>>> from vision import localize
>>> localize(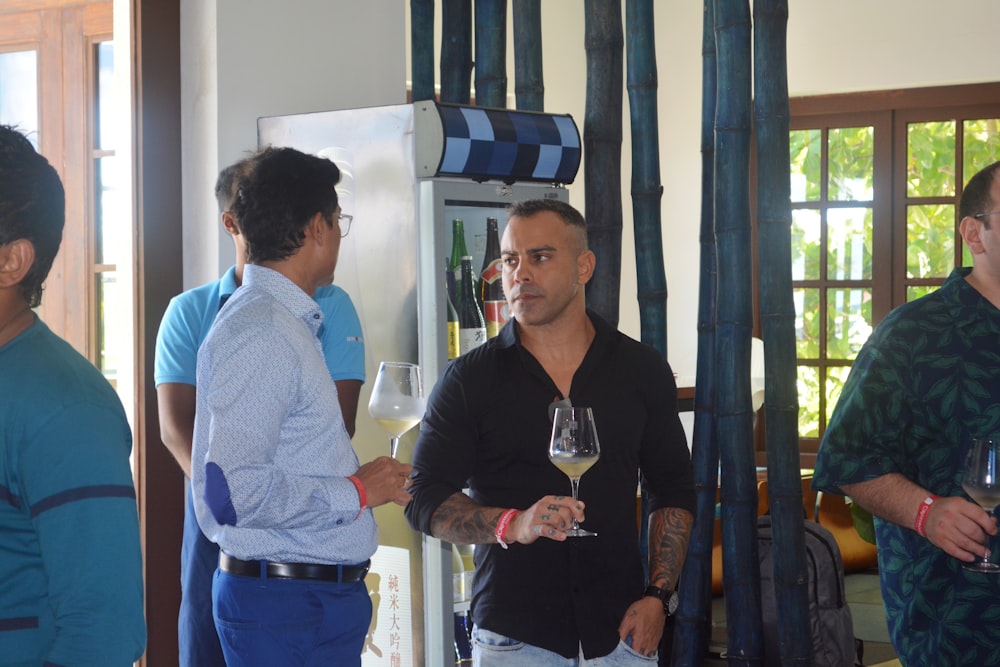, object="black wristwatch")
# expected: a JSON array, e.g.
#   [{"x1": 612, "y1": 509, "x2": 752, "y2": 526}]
[{"x1": 643, "y1": 585, "x2": 679, "y2": 617}]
